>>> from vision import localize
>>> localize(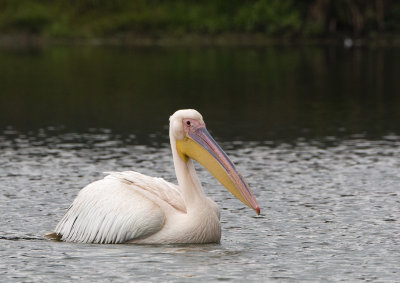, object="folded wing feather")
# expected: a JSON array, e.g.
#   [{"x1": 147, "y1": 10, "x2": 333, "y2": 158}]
[
  {"x1": 105, "y1": 171, "x2": 186, "y2": 213},
  {"x1": 49, "y1": 171, "x2": 185, "y2": 244}
]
